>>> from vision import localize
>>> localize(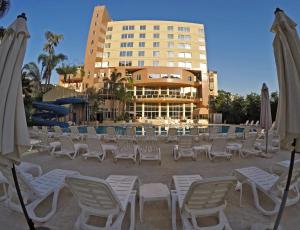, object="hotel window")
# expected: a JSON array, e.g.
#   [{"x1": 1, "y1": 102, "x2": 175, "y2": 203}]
[
  {"x1": 105, "y1": 43, "x2": 111, "y2": 48},
  {"x1": 103, "y1": 52, "x2": 110, "y2": 58},
  {"x1": 120, "y1": 51, "x2": 132, "y2": 57},
  {"x1": 178, "y1": 43, "x2": 191, "y2": 49},
  {"x1": 127, "y1": 42, "x2": 133, "y2": 47},
  {"x1": 153, "y1": 25, "x2": 160, "y2": 30},
  {"x1": 199, "y1": 45, "x2": 206, "y2": 51},
  {"x1": 128, "y1": 34, "x2": 134, "y2": 38},
  {"x1": 138, "y1": 51, "x2": 145, "y2": 56},
  {"x1": 121, "y1": 34, "x2": 127, "y2": 39},
  {"x1": 91, "y1": 40, "x2": 94, "y2": 45},
  {"x1": 106, "y1": 35, "x2": 112, "y2": 40},
  {"x1": 153, "y1": 60, "x2": 159, "y2": 66},
  {"x1": 199, "y1": 54, "x2": 206, "y2": 60},
  {"x1": 127, "y1": 51, "x2": 133, "y2": 56},
  {"x1": 89, "y1": 49, "x2": 93, "y2": 55},
  {"x1": 129, "y1": 25, "x2": 134, "y2": 30},
  {"x1": 153, "y1": 51, "x2": 160, "y2": 57},
  {"x1": 102, "y1": 61, "x2": 109, "y2": 67},
  {"x1": 153, "y1": 33, "x2": 160, "y2": 38},
  {"x1": 153, "y1": 42, "x2": 160, "y2": 47},
  {"x1": 178, "y1": 52, "x2": 192, "y2": 58},
  {"x1": 178, "y1": 27, "x2": 190, "y2": 32},
  {"x1": 178, "y1": 35, "x2": 191, "y2": 40},
  {"x1": 198, "y1": 28, "x2": 204, "y2": 34},
  {"x1": 198, "y1": 37, "x2": 205, "y2": 42},
  {"x1": 139, "y1": 42, "x2": 145, "y2": 47},
  {"x1": 95, "y1": 22, "x2": 97, "y2": 26},
  {"x1": 138, "y1": 60, "x2": 144, "y2": 67},
  {"x1": 119, "y1": 61, "x2": 132, "y2": 66},
  {"x1": 167, "y1": 26, "x2": 173, "y2": 31},
  {"x1": 178, "y1": 62, "x2": 192, "y2": 68},
  {"x1": 120, "y1": 42, "x2": 126, "y2": 47},
  {"x1": 168, "y1": 42, "x2": 174, "y2": 48},
  {"x1": 107, "y1": 27, "x2": 113, "y2": 31},
  {"x1": 167, "y1": 51, "x2": 174, "y2": 57},
  {"x1": 167, "y1": 34, "x2": 174, "y2": 39},
  {"x1": 139, "y1": 33, "x2": 146, "y2": 38},
  {"x1": 167, "y1": 61, "x2": 175, "y2": 67},
  {"x1": 140, "y1": 25, "x2": 146, "y2": 30},
  {"x1": 120, "y1": 42, "x2": 133, "y2": 47},
  {"x1": 188, "y1": 76, "x2": 193, "y2": 81},
  {"x1": 136, "y1": 74, "x2": 142, "y2": 80},
  {"x1": 93, "y1": 30, "x2": 95, "y2": 35},
  {"x1": 122, "y1": 25, "x2": 128, "y2": 30}
]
